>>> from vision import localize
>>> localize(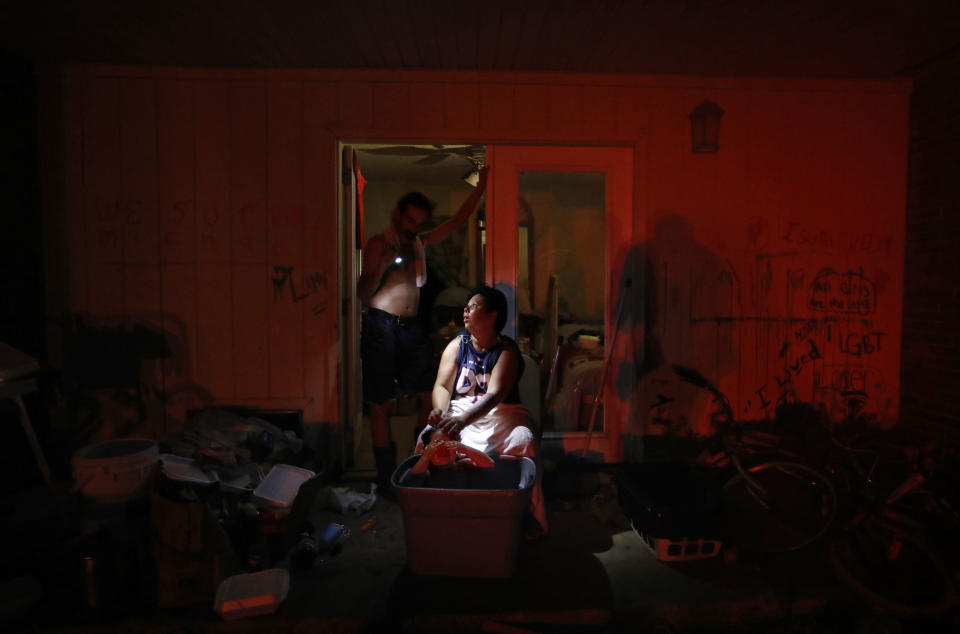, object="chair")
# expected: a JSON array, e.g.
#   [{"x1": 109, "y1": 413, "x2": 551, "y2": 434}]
[{"x1": 0, "y1": 343, "x2": 50, "y2": 485}]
